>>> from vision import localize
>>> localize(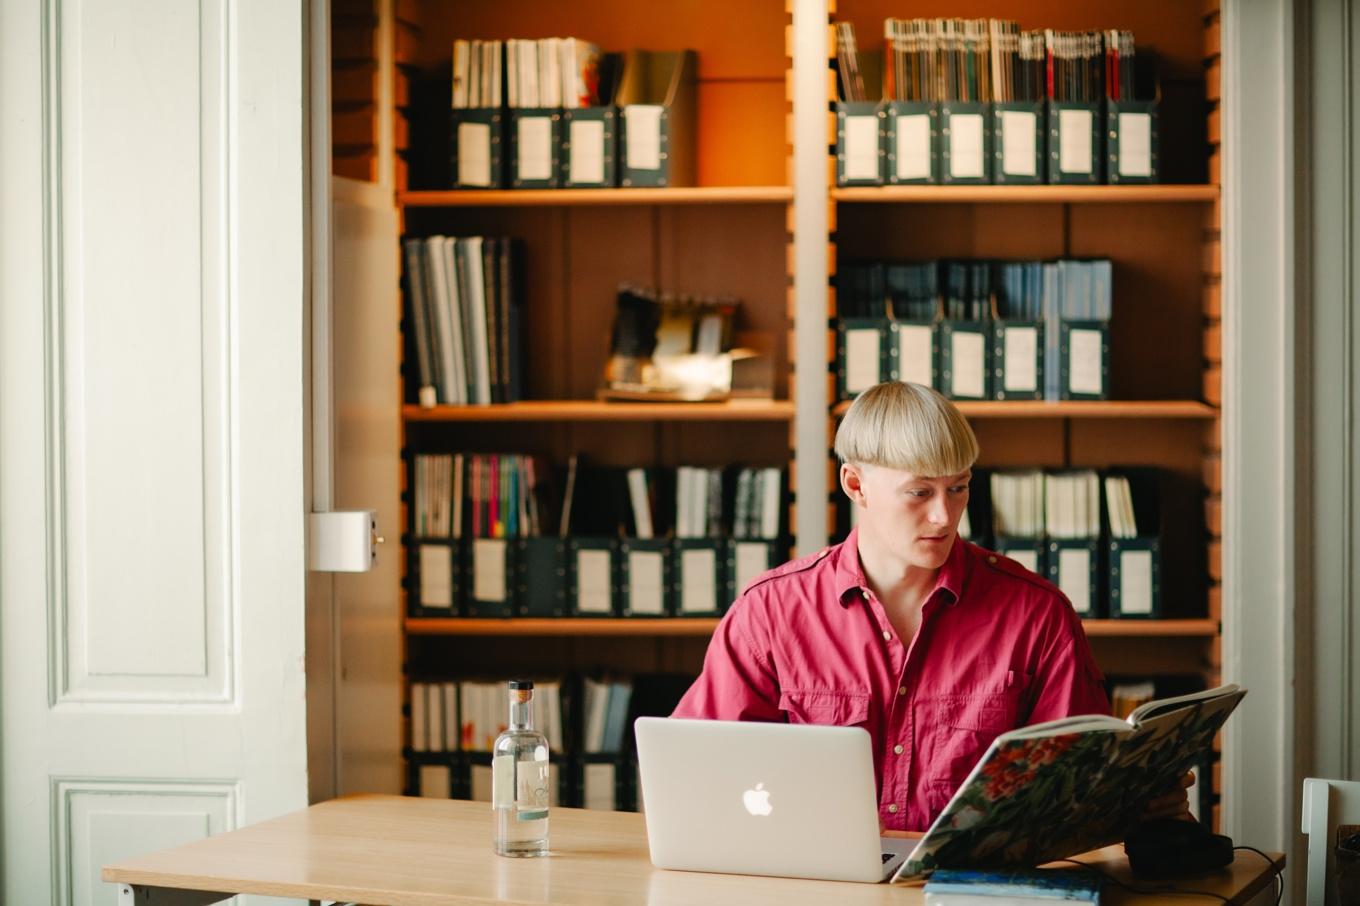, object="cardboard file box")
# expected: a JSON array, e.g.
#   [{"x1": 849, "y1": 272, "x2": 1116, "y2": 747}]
[
  {"x1": 991, "y1": 100, "x2": 1045, "y2": 185},
  {"x1": 466, "y1": 537, "x2": 515, "y2": 617},
  {"x1": 1105, "y1": 99, "x2": 1159, "y2": 184},
  {"x1": 569, "y1": 538, "x2": 620, "y2": 617},
  {"x1": 1047, "y1": 538, "x2": 1103, "y2": 618},
  {"x1": 939, "y1": 102, "x2": 991, "y2": 185},
  {"x1": 1108, "y1": 537, "x2": 1161, "y2": 618},
  {"x1": 510, "y1": 108, "x2": 563, "y2": 189},
  {"x1": 616, "y1": 50, "x2": 697, "y2": 188},
  {"x1": 620, "y1": 538, "x2": 672, "y2": 617},
  {"x1": 939, "y1": 320, "x2": 990, "y2": 401},
  {"x1": 409, "y1": 538, "x2": 463, "y2": 617},
  {"x1": 727, "y1": 539, "x2": 780, "y2": 603},
  {"x1": 837, "y1": 318, "x2": 890, "y2": 401},
  {"x1": 993, "y1": 537, "x2": 1045, "y2": 576},
  {"x1": 672, "y1": 538, "x2": 725, "y2": 617},
  {"x1": 836, "y1": 102, "x2": 886, "y2": 187},
  {"x1": 450, "y1": 108, "x2": 506, "y2": 189},
  {"x1": 991, "y1": 320, "x2": 1045, "y2": 401},
  {"x1": 884, "y1": 102, "x2": 938, "y2": 185},
  {"x1": 514, "y1": 537, "x2": 568, "y2": 617},
  {"x1": 888, "y1": 320, "x2": 938, "y2": 390},
  {"x1": 1059, "y1": 319, "x2": 1110, "y2": 400},
  {"x1": 1047, "y1": 102, "x2": 1102, "y2": 185}
]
